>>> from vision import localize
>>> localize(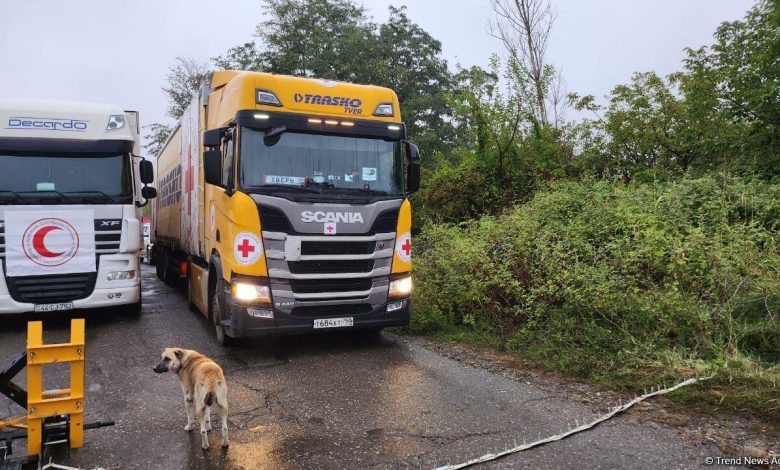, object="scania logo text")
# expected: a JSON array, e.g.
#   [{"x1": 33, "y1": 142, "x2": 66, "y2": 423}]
[{"x1": 301, "y1": 211, "x2": 364, "y2": 224}]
